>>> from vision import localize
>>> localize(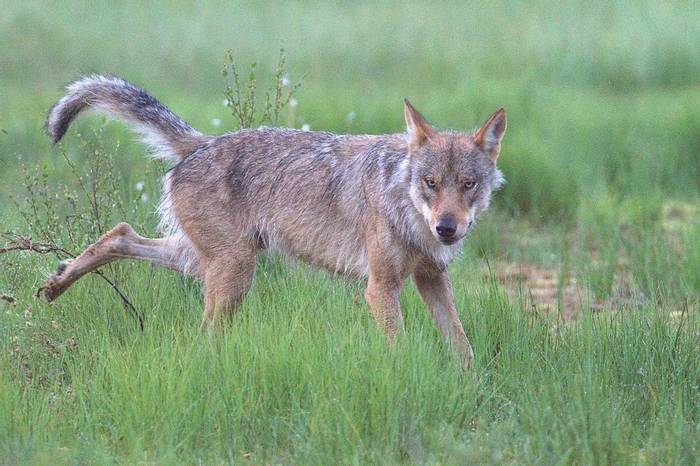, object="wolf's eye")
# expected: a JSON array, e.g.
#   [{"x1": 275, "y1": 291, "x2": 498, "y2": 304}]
[
  {"x1": 425, "y1": 178, "x2": 437, "y2": 190},
  {"x1": 464, "y1": 180, "x2": 477, "y2": 190}
]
